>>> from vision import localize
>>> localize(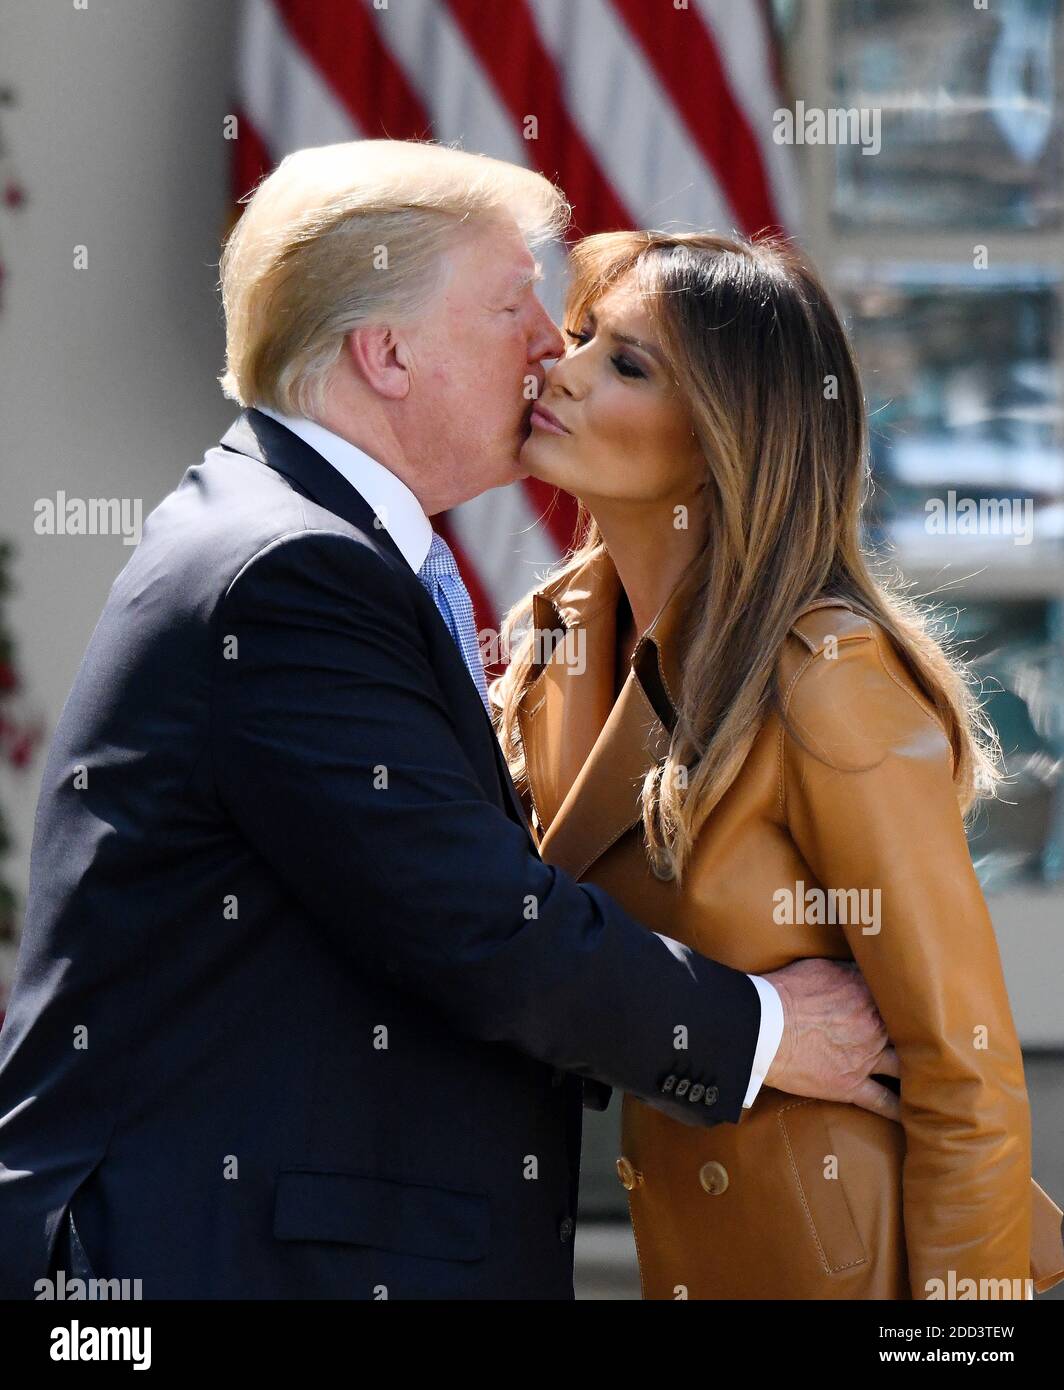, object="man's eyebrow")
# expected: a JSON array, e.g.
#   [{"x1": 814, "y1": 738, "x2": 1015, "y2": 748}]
[{"x1": 511, "y1": 263, "x2": 544, "y2": 292}]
